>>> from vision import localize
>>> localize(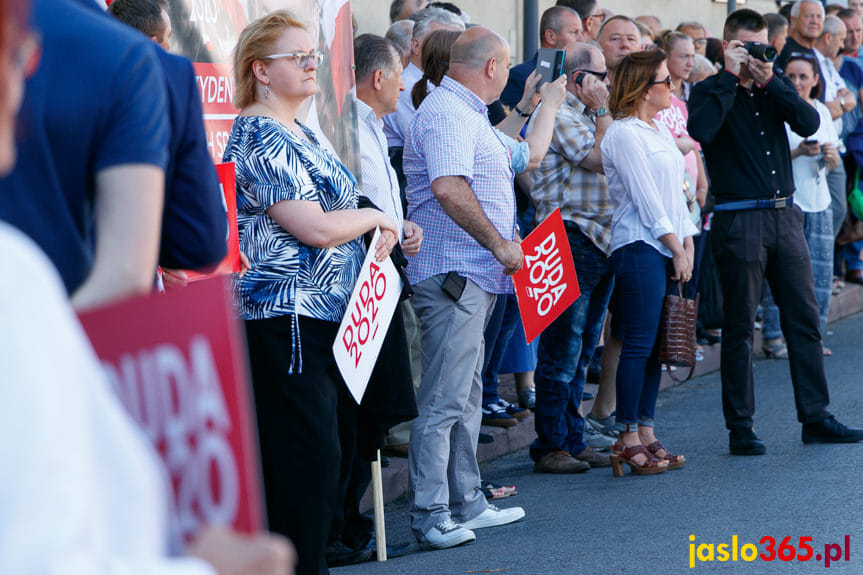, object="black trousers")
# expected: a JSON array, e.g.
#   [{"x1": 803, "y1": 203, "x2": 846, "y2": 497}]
[
  {"x1": 711, "y1": 205, "x2": 830, "y2": 429},
  {"x1": 246, "y1": 315, "x2": 342, "y2": 575},
  {"x1": 328, "y1": 384, "x2": 373, "y2": 552}
]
